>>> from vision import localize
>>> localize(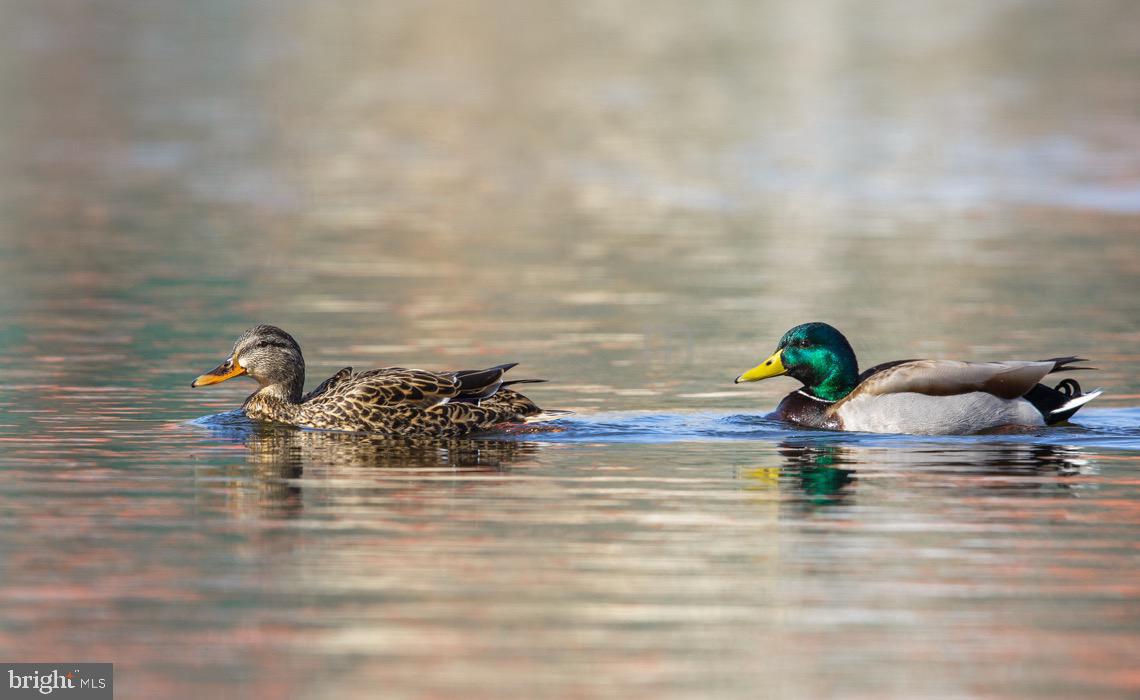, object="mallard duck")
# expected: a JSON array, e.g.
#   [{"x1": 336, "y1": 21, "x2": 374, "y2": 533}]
[
  {"x1": 734, "y1": 322, "x2": 1102, "y2": 435},
  {"x1": 191, "y1": 325, "x2": 570, "y2": 436}
]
